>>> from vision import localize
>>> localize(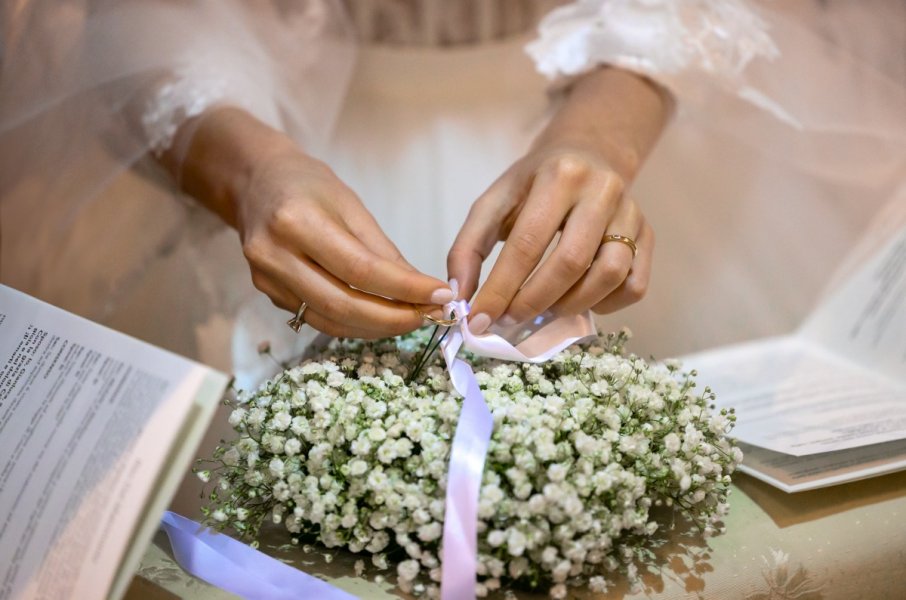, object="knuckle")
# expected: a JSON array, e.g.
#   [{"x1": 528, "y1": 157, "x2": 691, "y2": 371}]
[
  {"x1": 330, "y1": 295, "x2": 356, "y2": 323},
  {"x1": 597, "y1": 171, "x2": 626, "y2": 199},
  {"x1": 345, "y1": 253, "x2": 376, "y2": 287},
  {"x1": 557, "y1": 244, "x2": 593, "y2": 277},
  {"x1": 591, "y1": 303, "x2": 610, "y2": 316},
  {"x1": 249, "y1": 270, "x2": 269, "y2": 293},
  {"x1": 242, "y1": 237, "x2": 269, "y2": 265},
  {"x1": 548, "y1": 155, "x2": 591, "y2": 185},
  {"x1": 476, "y1": 287, "x2": 512, "y2": 316},
  {"x1": 509, "y1": 230, "x2": 545, "y2": 263},
  {"x1": 623, "y1": 278, "x2": 648, "y2": 303},
  {"x1": 598, "y1": 257, "x2": 631, "y2": 285},
  {"x1": 510, "y1": 297, "x2": 545, "y2": 321},
  {"x1": 447, "y1": 244, "x2": 470, "y2": 265},
  {"x1": 268, "y1": 204, "x2": 298, "y2": 235}
]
